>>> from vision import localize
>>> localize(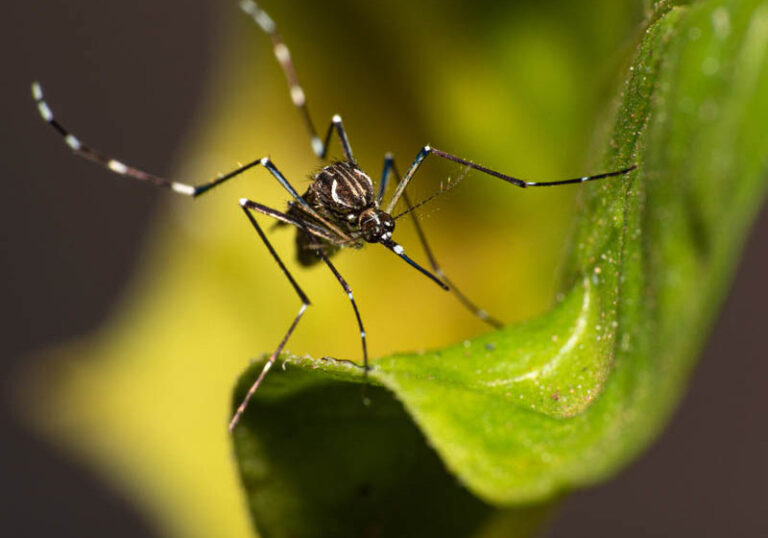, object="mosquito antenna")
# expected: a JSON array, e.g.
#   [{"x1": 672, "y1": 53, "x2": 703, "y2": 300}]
[
  {"x1": 392, "y1": 166, "x2": 471, "y2": 221},
  {"x1": 391, "y1": 164, "x2": 471, "y2": 221}
]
